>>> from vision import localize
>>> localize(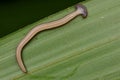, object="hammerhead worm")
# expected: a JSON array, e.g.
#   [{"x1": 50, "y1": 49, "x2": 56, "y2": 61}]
[{"x1": 16, "y1": 4, "x2": 88, "y2": 73}]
